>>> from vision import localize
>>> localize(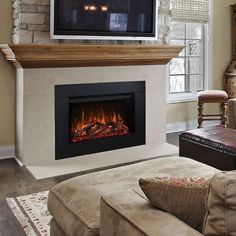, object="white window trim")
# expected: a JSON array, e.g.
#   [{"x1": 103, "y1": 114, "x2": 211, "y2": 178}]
[
  {"x1": 207, "y1": 0, "x2": 213, "y2": 90},
  {"x1": 166, "y1": 0, "x2": 213, "y2": 104}
]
